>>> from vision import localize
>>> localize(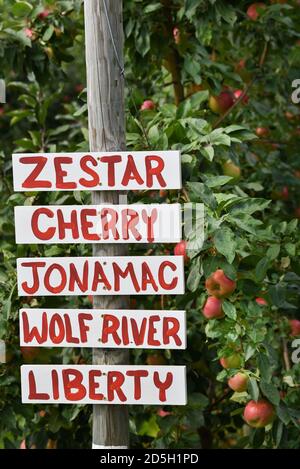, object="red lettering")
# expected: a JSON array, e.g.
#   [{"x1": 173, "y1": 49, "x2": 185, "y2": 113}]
[
  {"x1": 57, "y1": 209, "x2": 79, "y2": 240},
  {"x1": 54, "y1": 157, "x2": 76, "y2": 189},
  {"x1": 100, "y1": 155, "x2": 121, "y2": 187},
  {"x1": 145, "y1": 156, "x2": 166, "y2": 188},
  {"x1": 126, "y1": 370, "x2": 148, "y2": 400},
  {"x1": 79, "y1": 155, "x2": 99, "y2": 188},
  {"x1": 31, "y1": 208, "x2": 55, "y2": 241},
  {"x1": 89, "y1": 370, "x2": 104, "y2": 401},
  {"x1": 122, "y1": 209, "x2": 141, "y2": 241},
  {"x1": 148, "y1": 315, "x2": 160, "y2": 346},
  {"x1": 78, "y1": 313, "x2": 93, "y2": 343},
  {"x1": 62, "y1": 369, "x2": 86, "y2": 401},
  {"x1": 158, "y1": 261, "x2": 178, "y2": 290},
  {"x1": 141, "y1": 208, "x2": 158, "y2": 243},
  {"x1": 153, "y1": 371, "x2": 173, "y2": 402},
  {"x1": 64, "y1": 314, "x2": 80, "y2": 344},
  {"x1": 52, "y1": 370, "x2": 59, "y2": 400},
  {"x1": 130, "y1": 318, "x2": 147, "y2": 346},
  {"x1": 28, "y1": 370, "x2": 50, "y2": 400},
  {"x1": 121, "y1": 316, "x2": 129, "y2": 346},
  {"x1": 163, "y1": 317, "x2": 181, "y2": 346},
  {"x1": 20, "y1": 156, "x2": 51, "y2": 189},
  {"x1": 21, "y1": 261, "x2": 45, "y2": 295},
  {"x1": 44, "y1": 263, "x2": 67, "y2": 294},
  {"x1": 81, "y1": 208, "x2": 100, "y2": 241},
  {"x1": 101, "y1": 315, "x2": 121, "y2": 345},
  {"x1": 113, "y1": 262, "x2": 140, "y2": 293},
  {"x1": 121, "y1": 155, "x2": 144, "y2": 187},
  {"x1": 101, "y1": 208, "x2": 119, "y2": 240},
  {"x1": 22, "y1": 311, "x2": 47, "y2": 344},
  {"x1": 141, "y1": 262, "x2": 158, "y2": 292},
  {"x1": 107, "y1": 371, "x2": 126, "y2": 402},
  {"x1": 92, "y1": 262, "x2": 111, "y2": 292},
  {"x1": 49, "y1": 313, "x2": 65, "y2": 344},
  {"x1": 69, "y1": 261, "x2": 88, "y2": 293}
]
